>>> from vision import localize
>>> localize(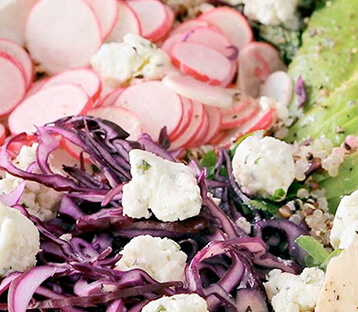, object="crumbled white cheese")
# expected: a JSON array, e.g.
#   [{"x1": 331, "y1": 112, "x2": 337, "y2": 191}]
[
  {"x1": 264, "y1": 268, "x2": 325, "y2": 312},
  {"x1": 330, "y1": 189, "x2": 358, "y2": 249},
  {"x1": 236, "y1": 216, "x2": 251, "y2": 234},
  {"x1": 259, "y1": 96, "x2": 291, "y2": 127},
  {"x1": 0, "y1": 201, "x2": 40, "y2": 276},
  {"x1": 242, "y1": 0, "x2": 299, "y2": 27},
  {"x1": 0, "y1": 144, "x2": 62, "y2": 220},
  {"x1": 122, "y1": 150, "x2": 202, "y2": 222},
  {"x1": 232, "y1": 135, "x2": 295, "y2": 198},
  {"x1": 115, "y1": 235, "x2": 187, "y2": 283},
  {"x1": 91, "y1": 33, "x2": 174, "y2": 87},
  {"x1": 142, "y1": 294, "x2": 209, "y2": 312}
]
